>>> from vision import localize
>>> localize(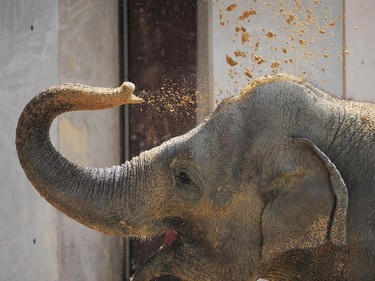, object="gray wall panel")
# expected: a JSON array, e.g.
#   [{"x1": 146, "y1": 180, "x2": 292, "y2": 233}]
[
  {"x1": 0, "y1": 1, "x2": 60, "y2": 280},
  {"x1": 1, "y1": 0, "x2": 124, "y2": 280}
]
